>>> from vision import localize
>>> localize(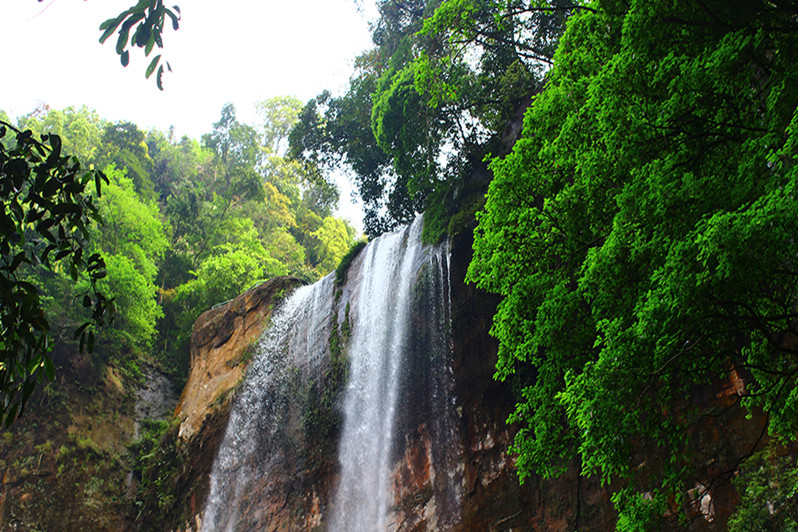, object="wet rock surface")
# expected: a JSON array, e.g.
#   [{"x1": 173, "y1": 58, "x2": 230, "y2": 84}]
[
  {"x1": 175, "y1": 276, "x2": 304, "y2": 441},
  {"x1": 173, "y1": 227, "x2": 768, "y2": 531}
]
